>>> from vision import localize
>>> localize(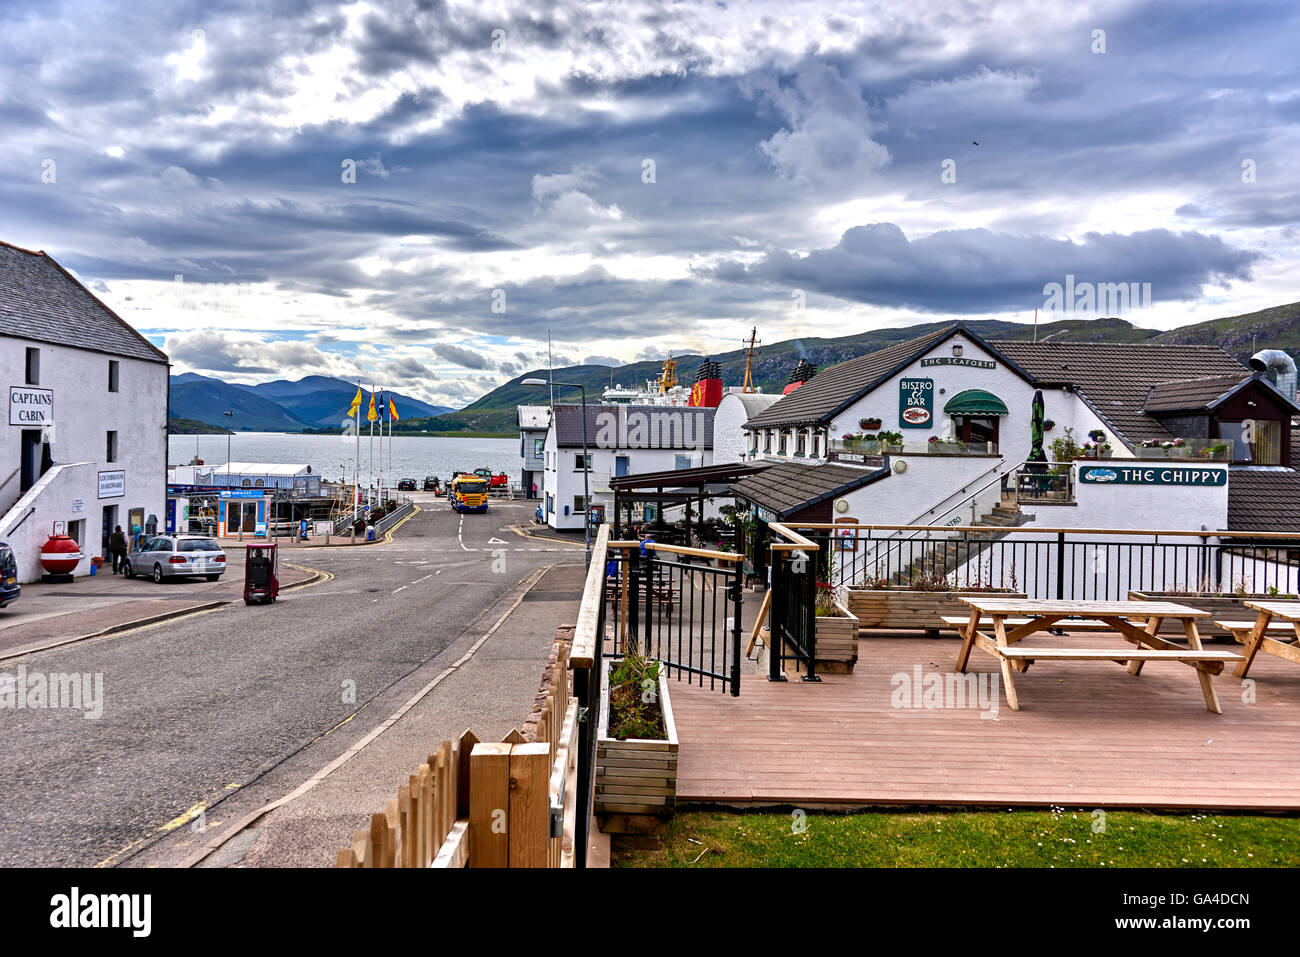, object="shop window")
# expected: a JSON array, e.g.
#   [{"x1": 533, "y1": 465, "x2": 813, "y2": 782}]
[
  {"x1": 1222, "y1": 419, "x2": 1282, "y2": 465},
  {"x1": 573, "y1": 494, "x2": 587, "y2": 514}
]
